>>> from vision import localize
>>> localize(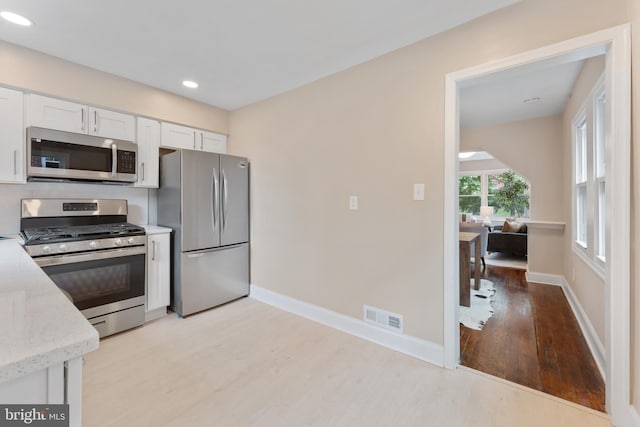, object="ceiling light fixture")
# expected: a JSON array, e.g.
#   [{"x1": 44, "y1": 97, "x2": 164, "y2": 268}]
[
  {"x1": 0, "y1": 11, "x2": 32, "y2": 26},
  {"x1": 458, "y1": 152, "x2": 476, "y2": 159},
  {"x1": 523, "y1": 97, "x2": 541, "y2": 104},
  {"x1": 182, "y1": 80, "x2": 199, "y2": 89}
]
